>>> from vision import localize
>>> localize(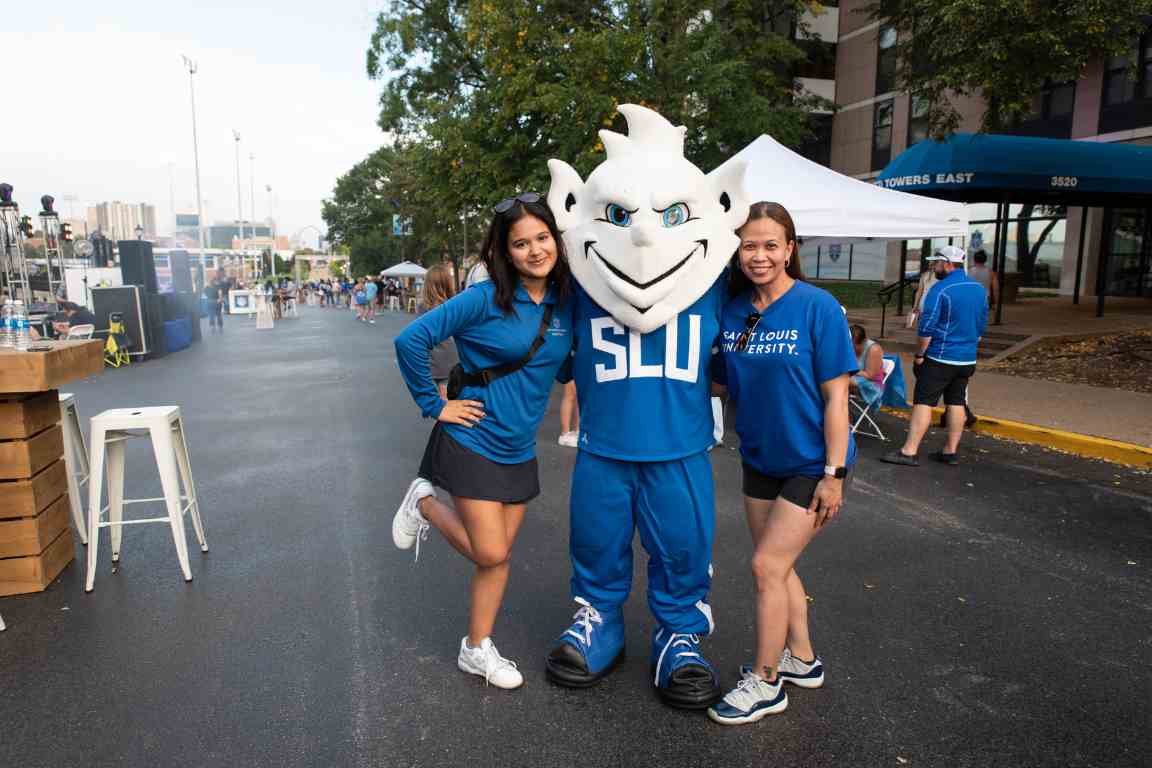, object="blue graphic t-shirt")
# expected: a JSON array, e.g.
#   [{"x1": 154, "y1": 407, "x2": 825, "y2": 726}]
[
  {"x1": 717, "y1": 281, "x2": 858, "y2": 477},
  {"x1": 562, "y1": 279, "x2": 725, "y2": 462}
]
